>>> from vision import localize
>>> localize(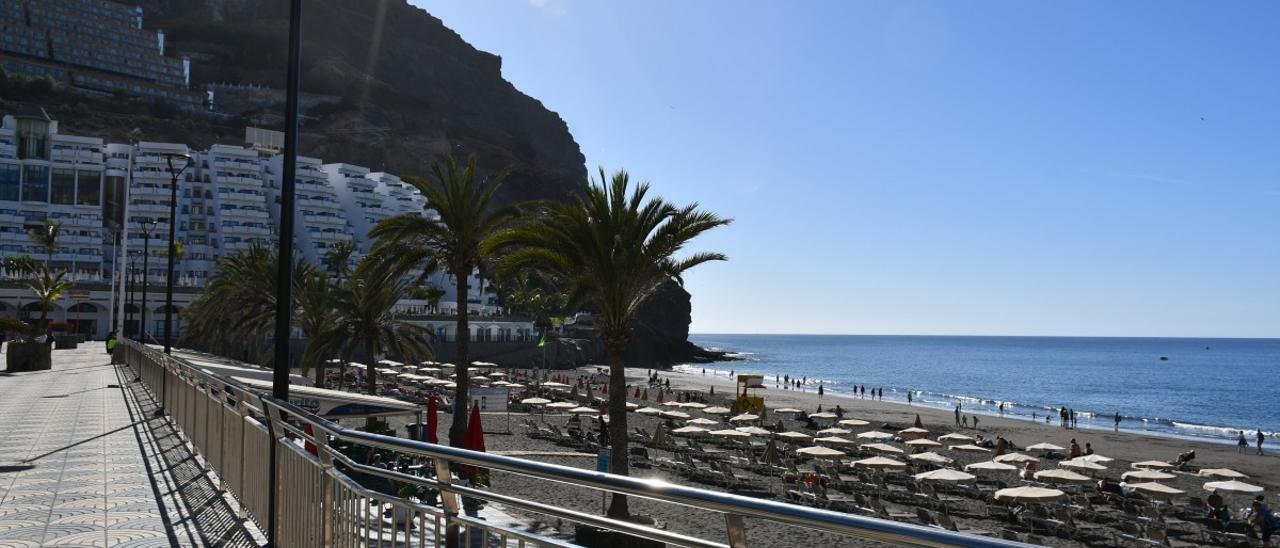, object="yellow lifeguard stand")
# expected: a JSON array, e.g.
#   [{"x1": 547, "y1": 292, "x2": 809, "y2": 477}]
[{"x1": 733, "y1": 374, "x2": 766, "y2": 414}]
